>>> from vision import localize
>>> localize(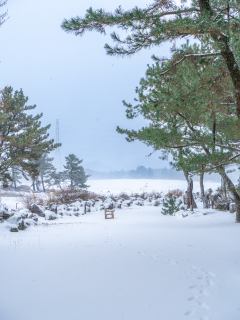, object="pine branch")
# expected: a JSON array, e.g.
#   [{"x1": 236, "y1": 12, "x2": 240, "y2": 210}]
[{"x1": 158, "y1": 52, "x2": 222, "y2": 76}]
